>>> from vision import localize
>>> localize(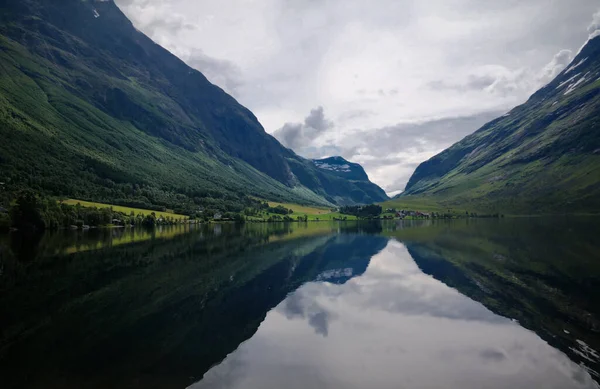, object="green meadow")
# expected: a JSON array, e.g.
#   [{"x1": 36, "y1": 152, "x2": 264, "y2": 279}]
[{"x1": 63, "y1": 199, "x2": 189, "y2": 220}]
